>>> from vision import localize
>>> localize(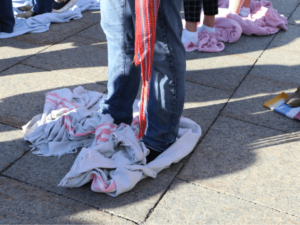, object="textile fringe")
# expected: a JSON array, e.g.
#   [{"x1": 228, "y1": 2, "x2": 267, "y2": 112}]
[{"x1": 134, "y1": 0, "x2": 160, "y2": 138}]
